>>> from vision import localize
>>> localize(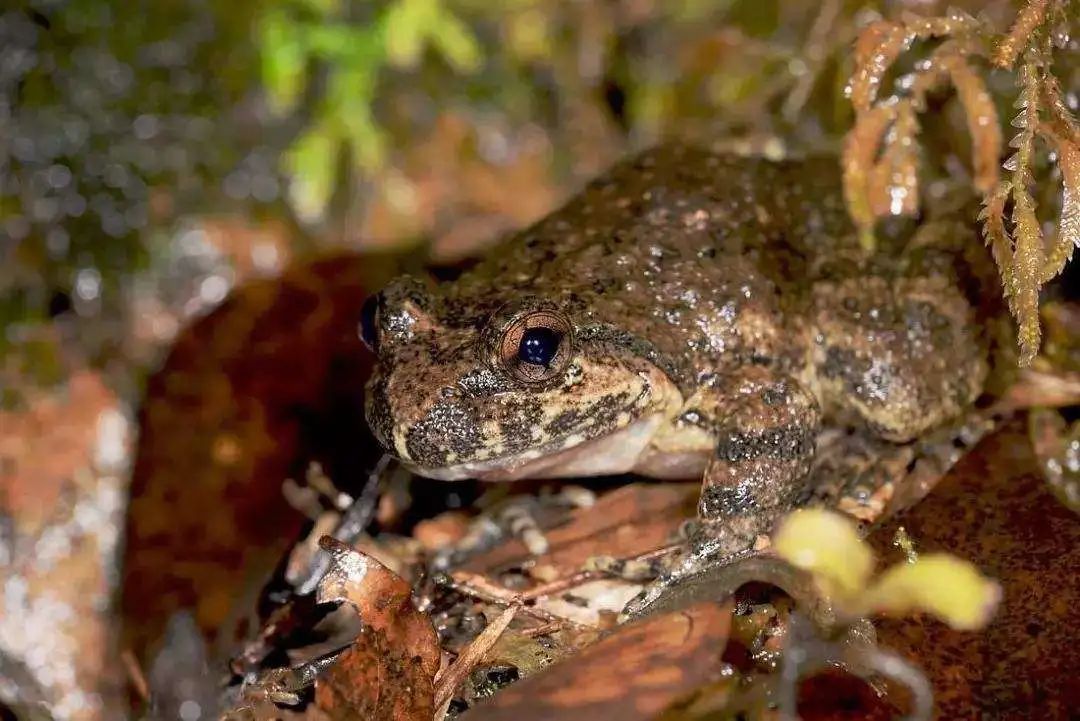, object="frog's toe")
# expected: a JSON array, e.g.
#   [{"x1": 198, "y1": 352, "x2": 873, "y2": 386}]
[
  {"x1": 619, "y1": 521, "x2": 761, "y2": 620},
  {"x1": 620, "y1": 574, "x2": 677, "y2": 619}
]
